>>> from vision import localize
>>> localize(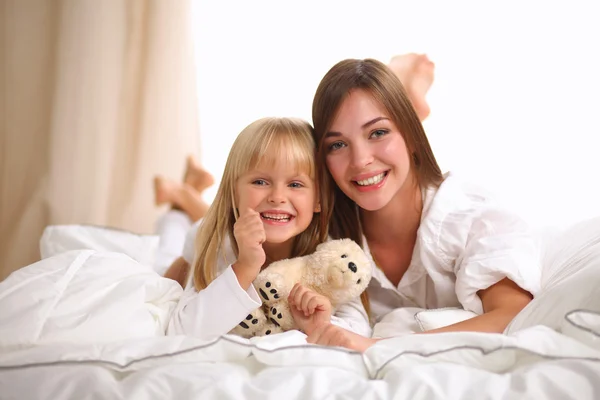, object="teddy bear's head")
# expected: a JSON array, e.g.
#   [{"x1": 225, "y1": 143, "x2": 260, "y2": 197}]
[{"x1": 309, "y1": 238, "x2": 372, "y2": 305}]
